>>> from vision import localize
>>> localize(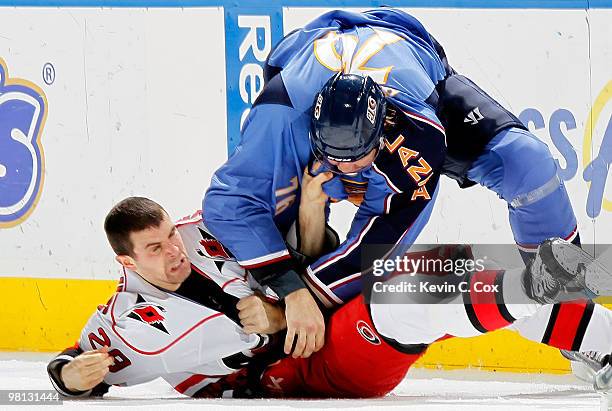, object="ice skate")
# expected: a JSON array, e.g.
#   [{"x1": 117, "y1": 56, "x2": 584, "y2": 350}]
[
  {"x1": 561, "y1": 350, "x2": 609, "y2": 384},
  {"x1": 522, "y1": 238, "x2": 611, "y2": 304},
  {"x1": 594, "y1": 356, "x2": 612, "y2": 392}
]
